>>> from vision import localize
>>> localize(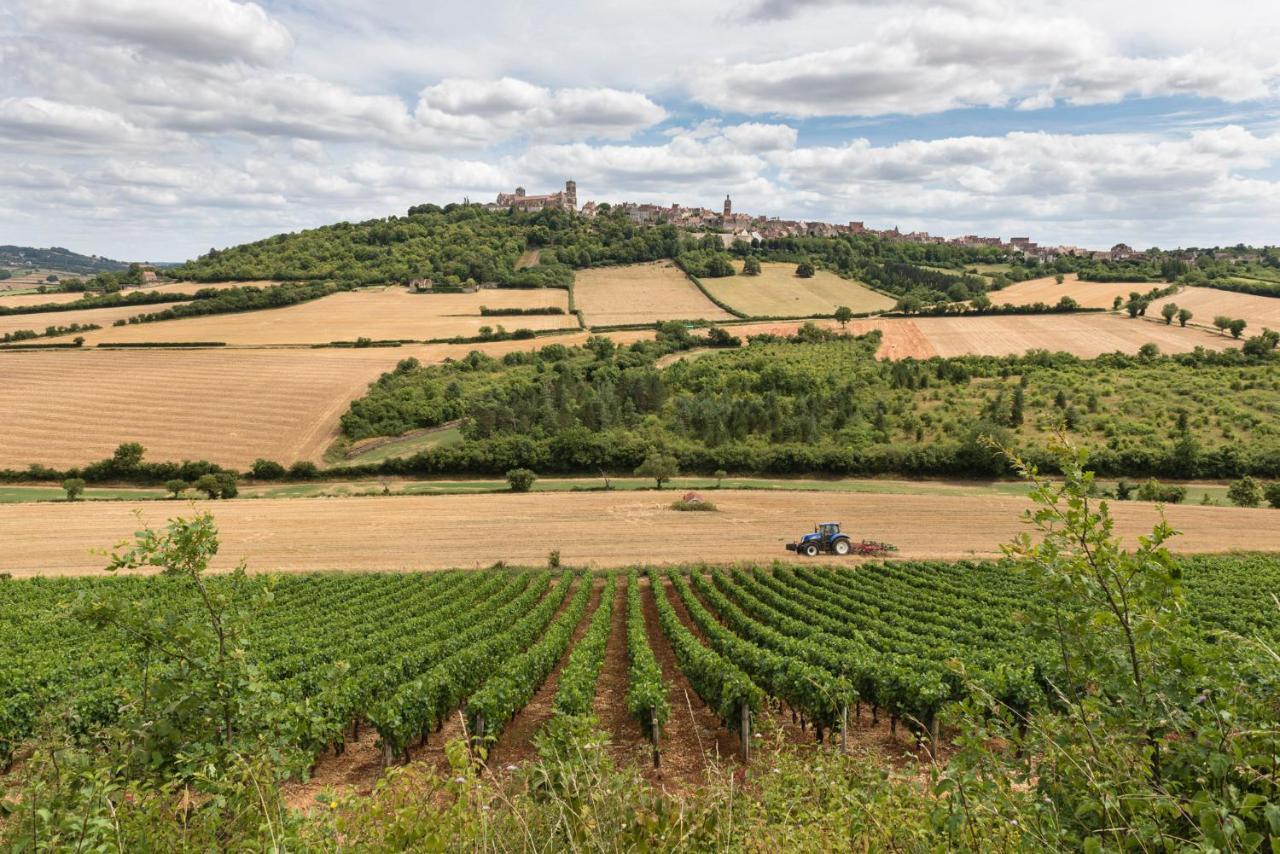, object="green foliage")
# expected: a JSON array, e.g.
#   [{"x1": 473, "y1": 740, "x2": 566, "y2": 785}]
[
  {"x1": 741, "y1": 256, "x2": 762, "y2": 275},
  {"x1": 1227, "y1": 475, "x2": 1263, "y2": 507},
  {"x1": 250, "y1": 458, "x2": 286, "y2": 480},
  {"x1": 624, "y1": 570, "x2": 669, "y2": 741},
  {"x1": 1135, "y1": 478, "x2": 1187, "y2": 503},
  {"x1": 552, "y1": 575, "x2": 616, "y2": 718},
  {"x1": 163, "y1": 479, "x2": 187, "y2": 498},
  {"x1": 635, "y1": 452, "x2": 679, "y2": 488},
  {"x1": 195, "y1": 471, "x2": 238, "y2": 499},
  {"x1": 505, "y1": 467, "x2": 537, "y2": 492},
  {"x1": 1264, "y1": 480, "x2": 1280, "y2": 508},
  {"x1": 677, "y1": 249, "x2": 736, "y2": 278},
  {"x1": 333, "y1": 331, "x2": 1280, "y2": 481},
  {"x1": 670, "y1": 498, "x2": 717, "y2": 511},
  {"x1": 61, "y1": 477, "x2": 85, "y2": 501},
  {"x1": 935, "y1": 441, "x2": 1280, "y2": 850}
]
